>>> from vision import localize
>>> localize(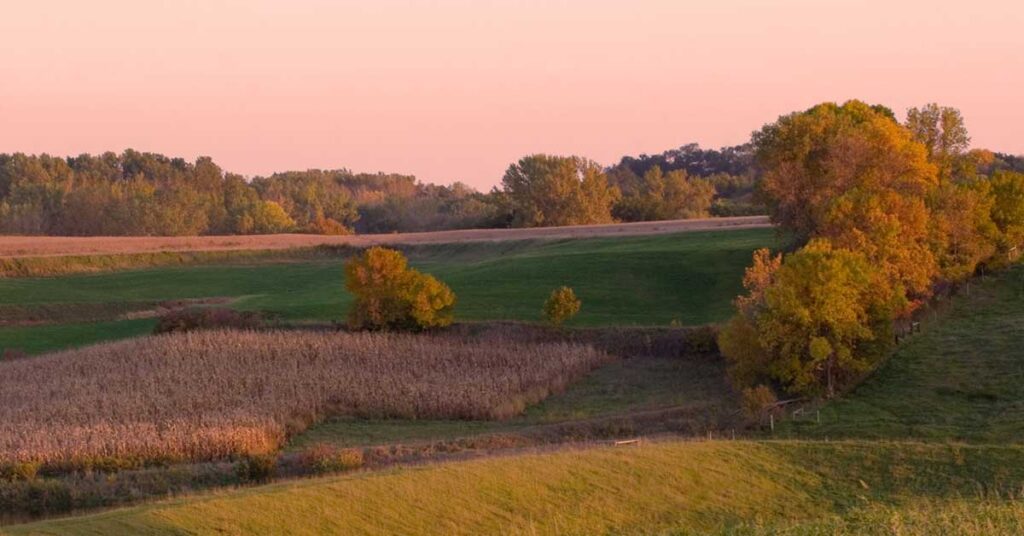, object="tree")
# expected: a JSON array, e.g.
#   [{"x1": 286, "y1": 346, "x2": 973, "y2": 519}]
[
  {"x1": 989, "y1": 171, "x2": 1024, "y2": 261},
  {"x1": 612, "y1": 166, "x2": 715, "y2": 221},
  {"x1": 927, "y1": 180, "x2": 998, "y2": 281},
  {"x1": 344, "y1": 247, "x2": 455, "y2": 330},
  {"x1": 753, "y1": 100, "x2": 940, "y2": 300},
  {"x1": 501, "y1": 155, "x2": 619, "y2": 227},
  {"x1": 543, "y1": 286, "x2": 581, "y2": 326},
  {"x1": 719, "y1": 240, "x2": 901, "y2": 398},
  {"x1": 905, "y1": 104, "x2": 971, "y2": 181}
]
